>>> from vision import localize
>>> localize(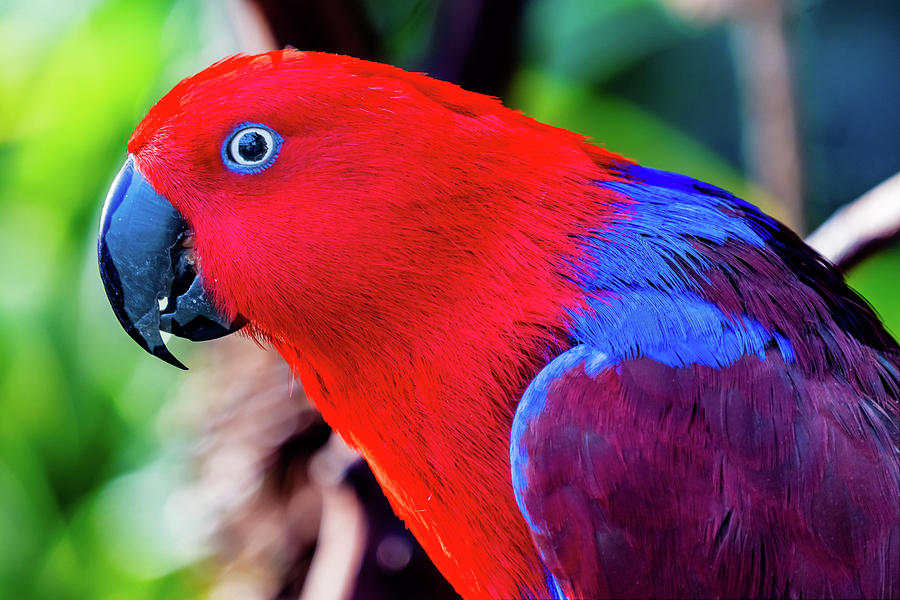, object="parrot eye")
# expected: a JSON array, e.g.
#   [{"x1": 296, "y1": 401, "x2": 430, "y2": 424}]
[{"x1": 222, "y1": 123, "x2": 282, "y2": 173}]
